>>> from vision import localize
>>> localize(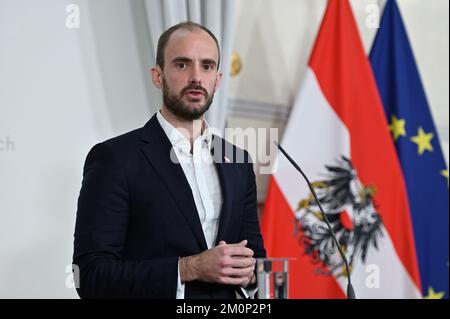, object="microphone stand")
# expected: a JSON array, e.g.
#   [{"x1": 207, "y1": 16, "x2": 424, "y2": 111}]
[{"x1": 275, "y1": 141, "x2": 356, "y2": 299}]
